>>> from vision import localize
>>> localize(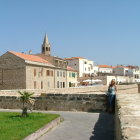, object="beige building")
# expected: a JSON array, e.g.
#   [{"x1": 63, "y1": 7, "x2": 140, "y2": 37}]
[
  {"x1": 36, "y1": 35, "x2": 68, "y2": 88},
  {"x1": 0, "y1": 51, "x2": 55, "y2": 90},
  {"x1": 67, "y1": 66, "x2": 78, "y2": 87}
]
